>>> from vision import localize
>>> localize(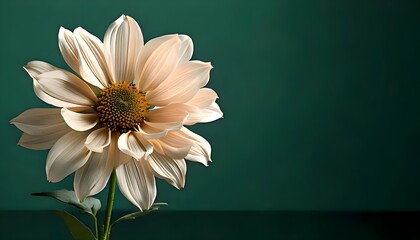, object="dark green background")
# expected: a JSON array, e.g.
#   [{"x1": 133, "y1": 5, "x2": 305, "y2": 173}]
[{"x1": 1, "y1": 0, "x2": 420, "y2": 211}]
